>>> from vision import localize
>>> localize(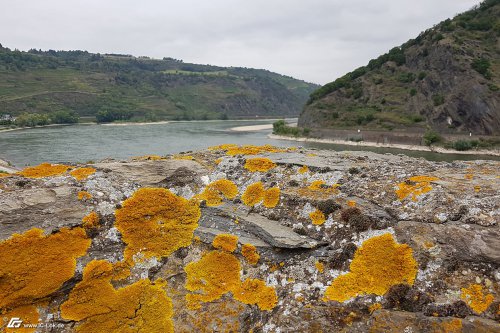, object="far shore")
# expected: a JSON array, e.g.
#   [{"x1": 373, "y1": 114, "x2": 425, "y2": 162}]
[
  {"x1": 100, "y1": 120, "x2": 170, "y2": 127},
  {"x1": 269, "y1": 134, "x2": 500, "y2": 157}
]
